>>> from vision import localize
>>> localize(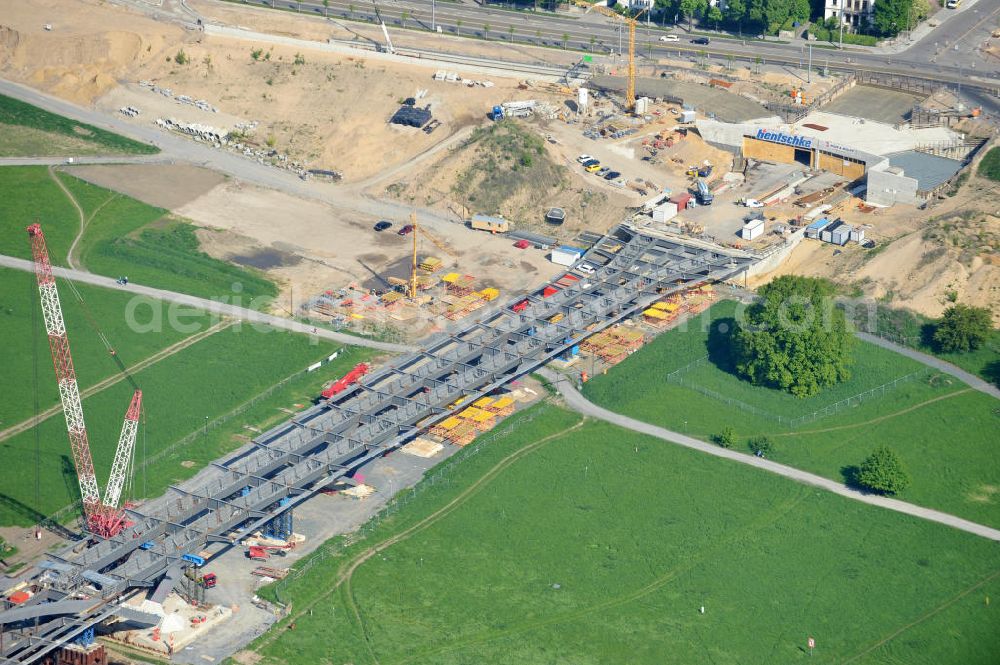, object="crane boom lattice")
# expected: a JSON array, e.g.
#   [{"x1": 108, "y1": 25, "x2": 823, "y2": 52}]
[
  {"x1": 27, "y1": 223, "x2": 141, "y2": 538},
  {"x1": 572, "y1": 0, "x2": 645, "y2": 112},
  {"x1": 27, "y1": 224, "x2": 102, "y2": 521}
]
